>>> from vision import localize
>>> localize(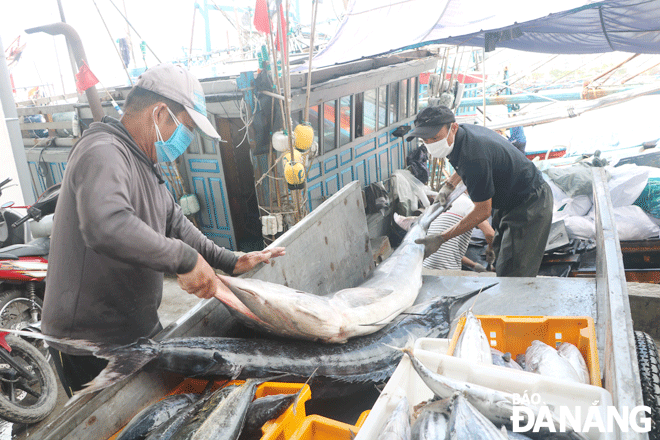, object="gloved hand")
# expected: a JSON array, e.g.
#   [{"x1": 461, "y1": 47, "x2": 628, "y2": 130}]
[
  {"x1": 485, "y1": 244, "x2": 496, "y2": 265},
  {"x1": 473, "y1": 263, "x2": 487, "y2": 273},
  {"x1": 434, "y1": 182, "x2": 454, "y2": 206},
  {"x1": 415, "y1": 234, "x2": 447, "y2": 259}
]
